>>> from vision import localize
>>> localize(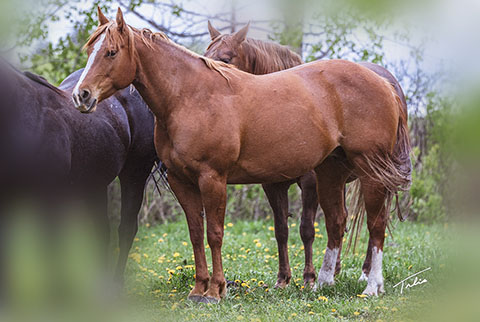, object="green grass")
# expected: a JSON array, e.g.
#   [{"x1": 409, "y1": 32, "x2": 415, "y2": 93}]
[{"x1": 122, "y1": 216, "x2": 449, "y2": 321}]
